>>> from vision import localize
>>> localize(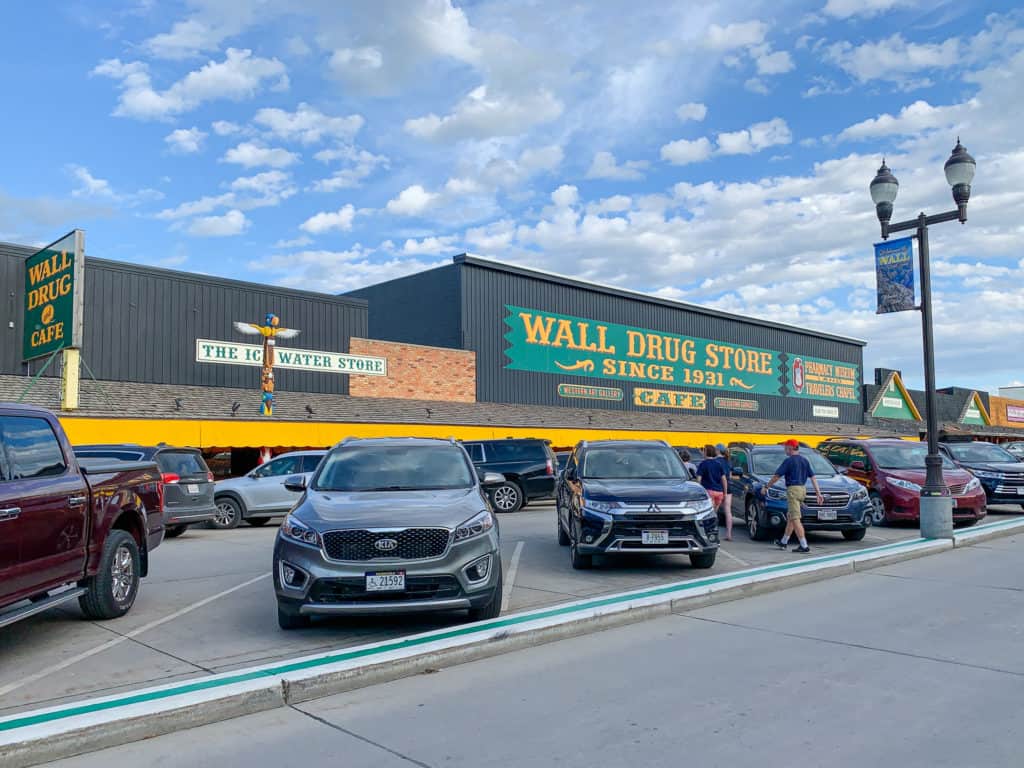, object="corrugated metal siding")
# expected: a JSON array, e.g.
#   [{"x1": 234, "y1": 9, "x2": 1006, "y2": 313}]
[
  {"x1": 460, "y1": 262, "x2": 865, "y2": 424},
  {"x1": 1, "y1": 244, "x2": 367, "y2": 394},
  {"x1": 347, "y1": 264, "x2": 461, "y2": 348}
]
